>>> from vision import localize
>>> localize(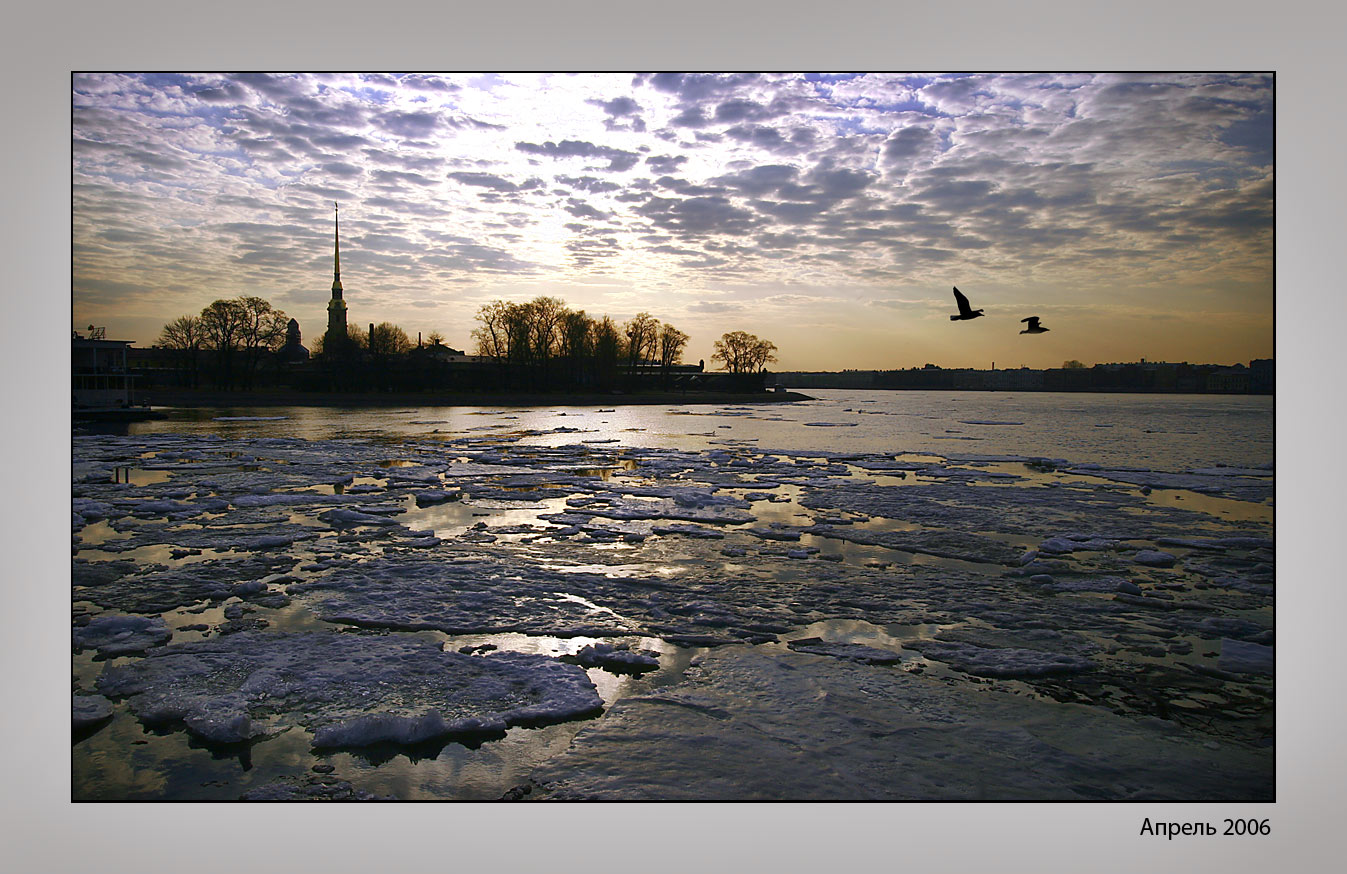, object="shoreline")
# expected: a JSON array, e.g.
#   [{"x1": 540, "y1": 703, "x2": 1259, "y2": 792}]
[{"x1": 143, "y1": 389, "x2": 814, "y2": 409}]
